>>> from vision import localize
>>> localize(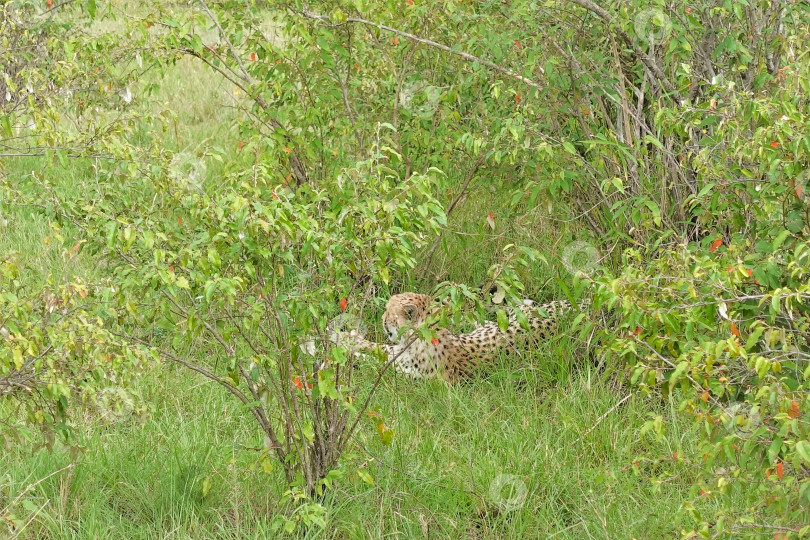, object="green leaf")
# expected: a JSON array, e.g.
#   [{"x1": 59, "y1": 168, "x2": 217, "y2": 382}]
[
  {"x1": 0, "y1": 115, "x2": 11, "y2": 138},
  {"x1": 768, "y1": 437, "x2": 783, "y2": 462},
  {"x1": 772, "y1": 229, "x2": 791, "y2": 250},
  {"x1": 357, "y1": 469, "x2": 374, "y2": 486},
  {"x1": 796, "y1": 441, "x2": 810, "y2": 464},
  {"x1": 87, "y1": 0, "x2": 96, "y2": 18},
  {"x1": 562, "y1": 141, "x2": 577, "y2": 155},
  {"x1": 496, "y1": 309, "x2": 509, "y2": 332}
]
